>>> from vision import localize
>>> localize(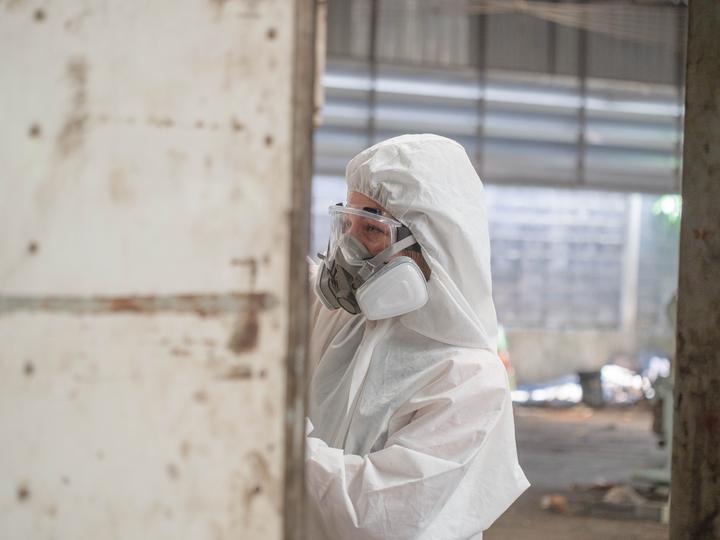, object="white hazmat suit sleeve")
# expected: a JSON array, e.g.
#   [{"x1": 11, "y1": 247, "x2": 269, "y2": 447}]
[{"x1": 306, "y1": 351, "x2": 520, "y2": 540}]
